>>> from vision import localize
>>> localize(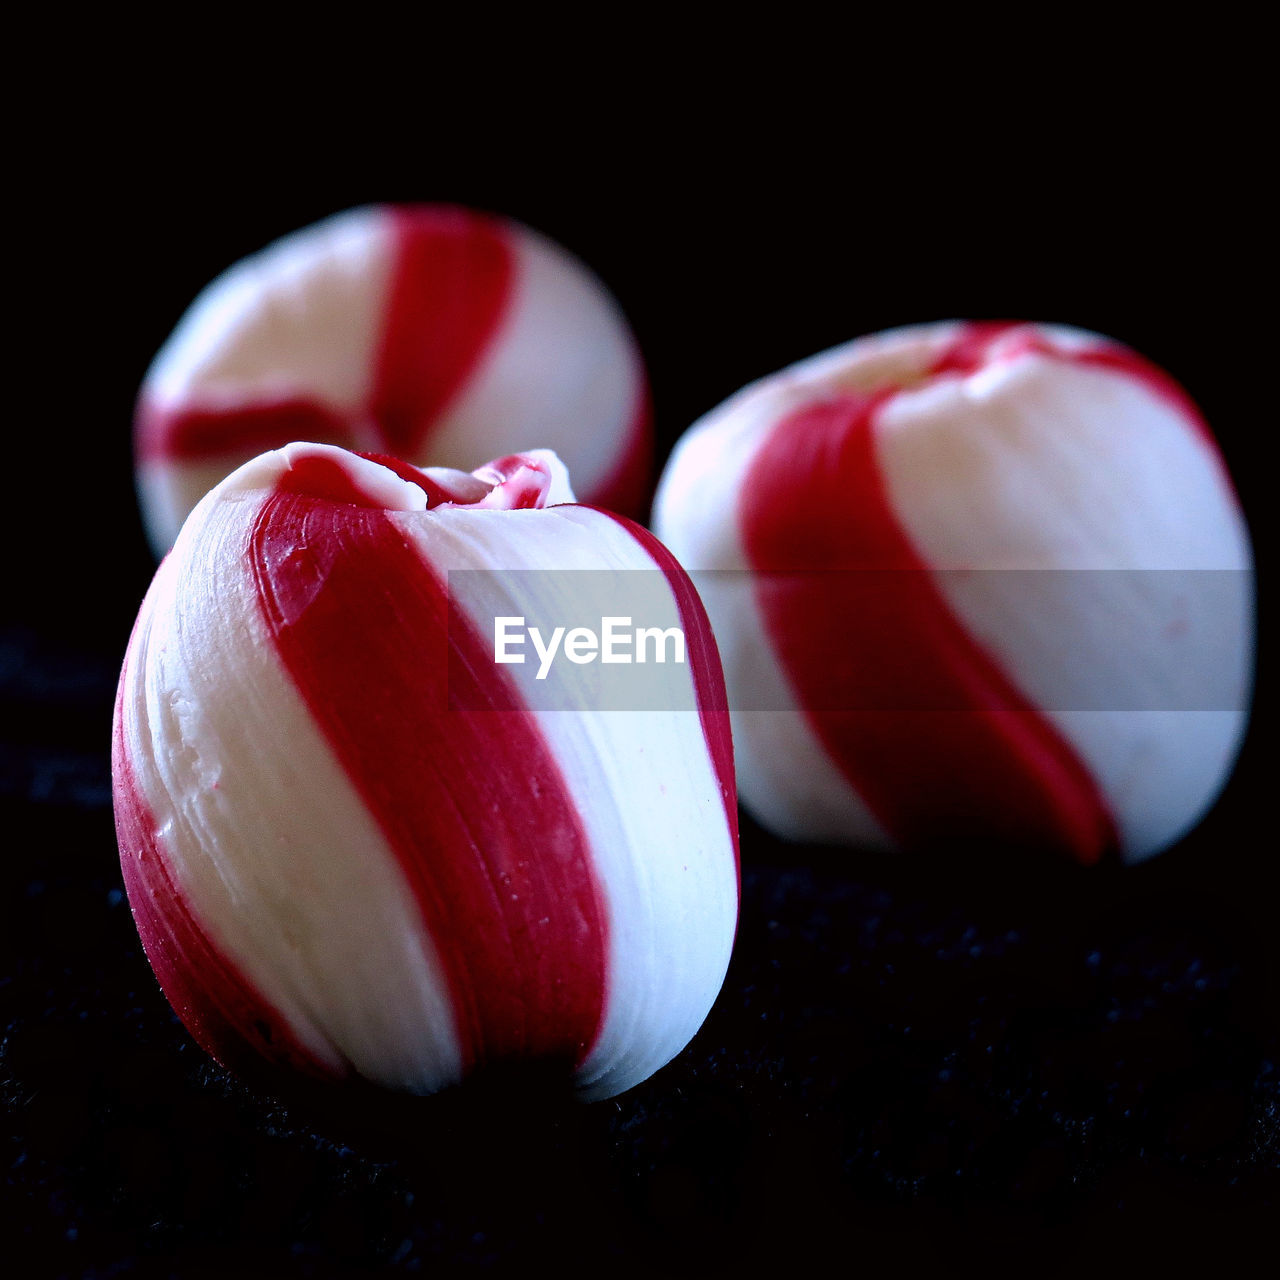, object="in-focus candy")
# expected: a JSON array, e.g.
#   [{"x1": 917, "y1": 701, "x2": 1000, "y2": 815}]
[
  {"x1": 135, "y1": 205, "x2": 652, "y2": 553},
  {"x1": 653, "y1": 321, "x2": 1253, "y2": 864},
  {"x1": 114, "y1": 445, "x2": 737, "y2": 1101}
]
